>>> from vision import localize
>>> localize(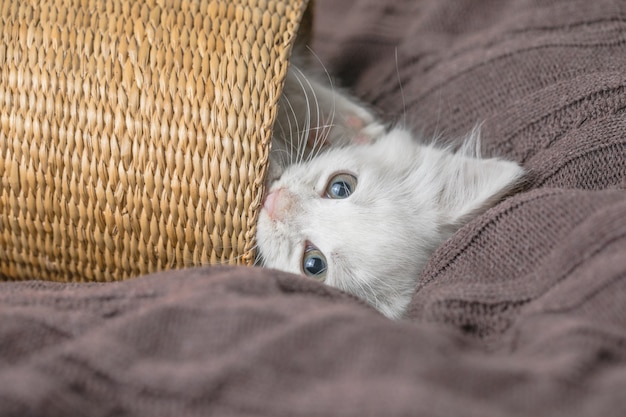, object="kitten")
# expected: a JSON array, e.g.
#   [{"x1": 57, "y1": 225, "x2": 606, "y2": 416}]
[{"x1": 258, "y1": 66, "x2": 524, "y2": 319}]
